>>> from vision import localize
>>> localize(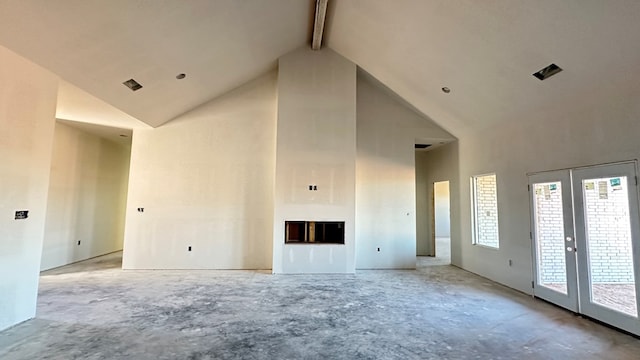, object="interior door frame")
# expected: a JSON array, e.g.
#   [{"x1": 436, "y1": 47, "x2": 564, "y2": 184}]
[{"x1": 528, "y1": 170, "x2": 579, "y2": 312}]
